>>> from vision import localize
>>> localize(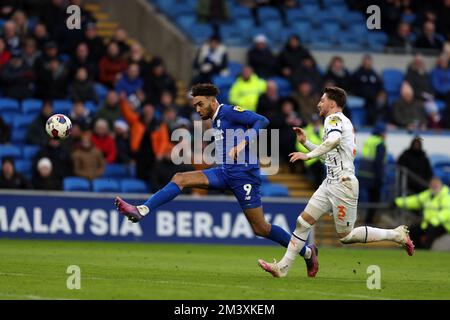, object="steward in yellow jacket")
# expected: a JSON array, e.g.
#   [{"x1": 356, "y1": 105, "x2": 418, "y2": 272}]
[
  {"x1": 229, "y1": 66, "x2": 266, "y2": 112},
  {"x1": 395, "y1": 177, "x2": 450, "y2": 248}
]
